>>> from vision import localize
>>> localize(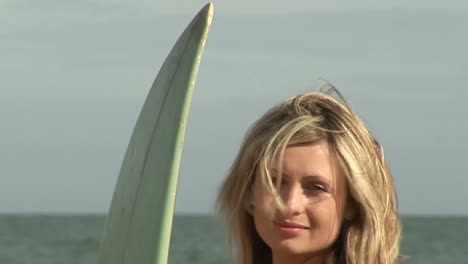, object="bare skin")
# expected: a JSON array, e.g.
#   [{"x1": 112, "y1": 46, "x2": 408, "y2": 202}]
[{"x1": 252, "y1": 140, "x2": 349, "y2": 264}]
